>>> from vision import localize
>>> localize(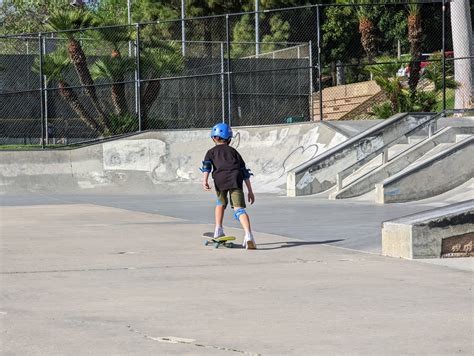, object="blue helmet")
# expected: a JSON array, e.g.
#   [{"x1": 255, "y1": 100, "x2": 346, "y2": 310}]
[{"x1": 210, "y1": 123, "x2": 233, "y2": 140}]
